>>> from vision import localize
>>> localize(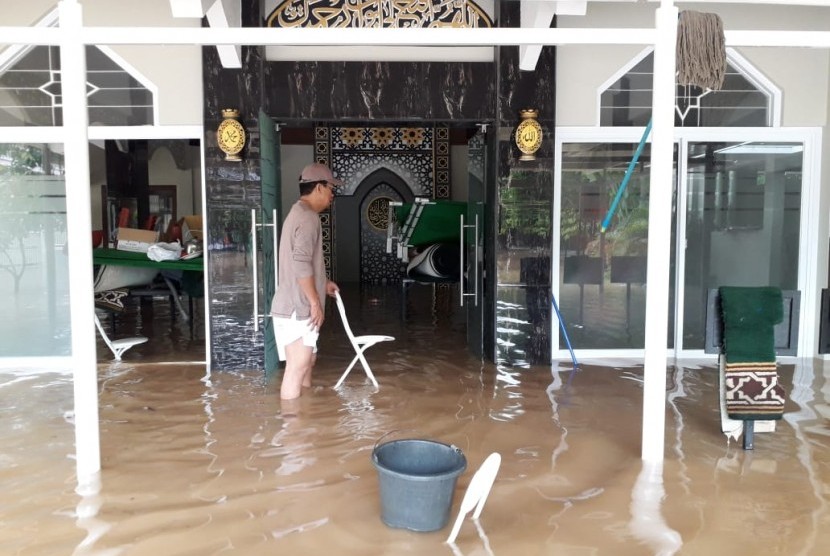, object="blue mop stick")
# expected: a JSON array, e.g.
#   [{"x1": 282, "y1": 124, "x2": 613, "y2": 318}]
[
  {"x1": 600, "y1": 118, "x2": 653, "y2": 233},
  {"x1": 552, "y1": 294, "x2": 579, "y2": 370}
]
